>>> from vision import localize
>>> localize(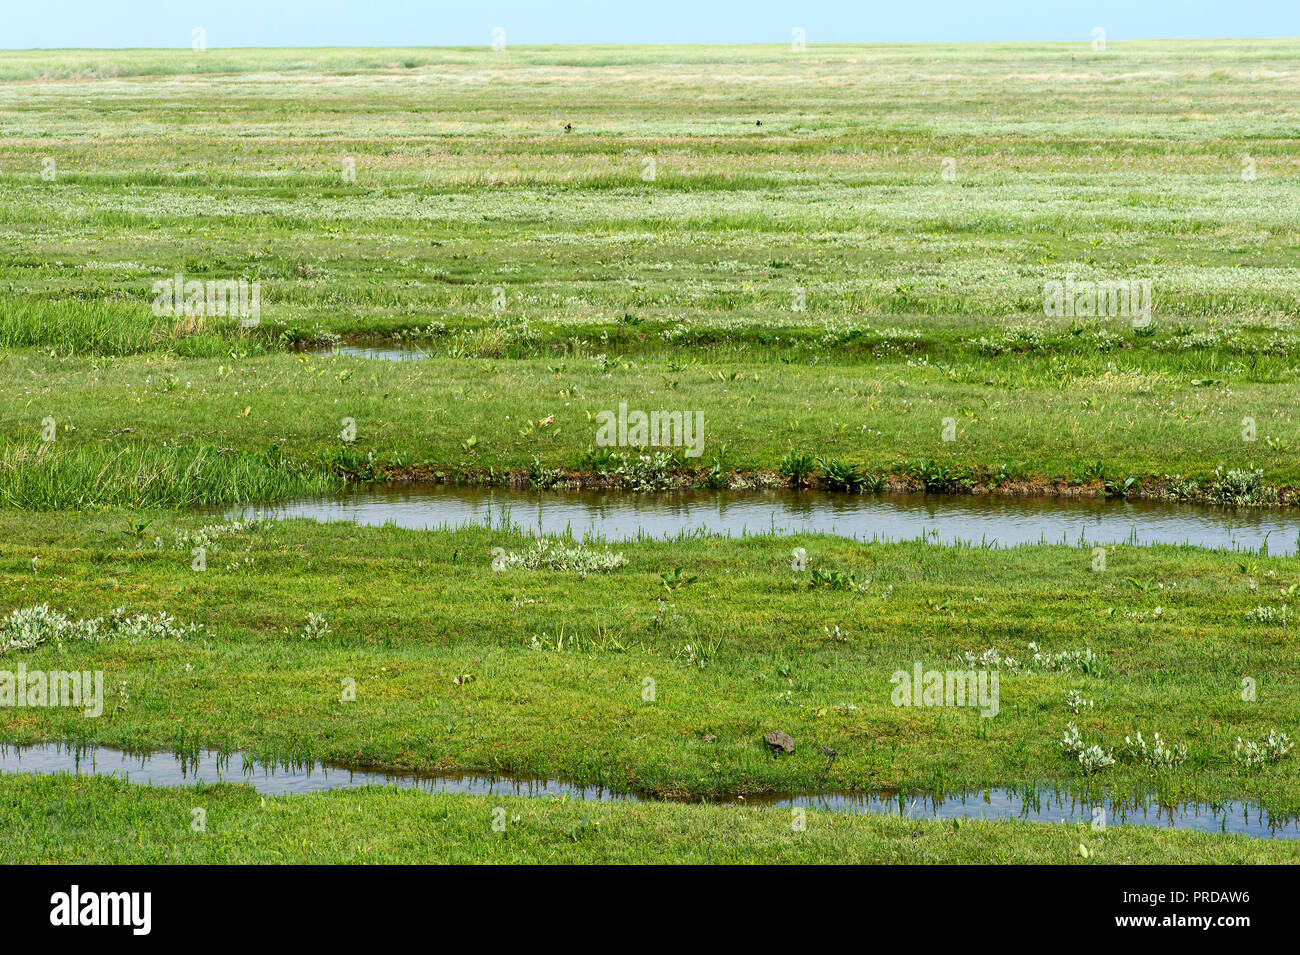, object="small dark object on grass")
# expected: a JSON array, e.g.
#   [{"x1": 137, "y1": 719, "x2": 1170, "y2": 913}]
[{"x1": 764, "y1": 730, "x2": 795, "y2": 754}]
